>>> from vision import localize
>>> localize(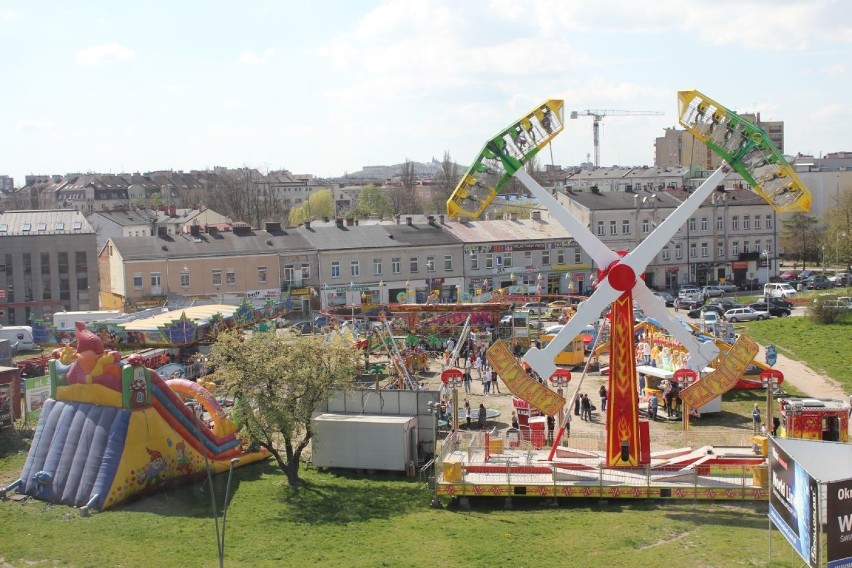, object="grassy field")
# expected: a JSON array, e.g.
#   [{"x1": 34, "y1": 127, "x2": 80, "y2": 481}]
[{"x1": 0, "y1": 435, "x2": 796, "y2": 568}]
